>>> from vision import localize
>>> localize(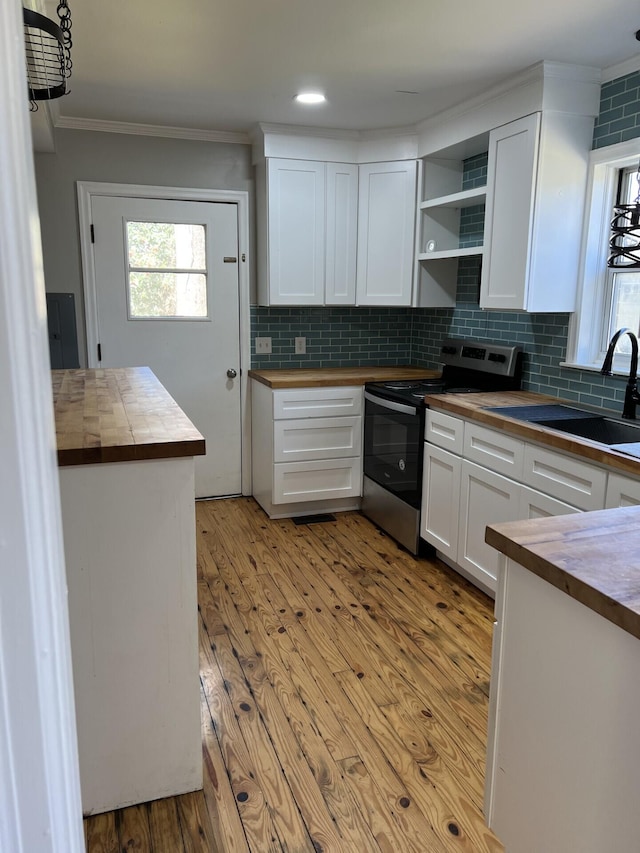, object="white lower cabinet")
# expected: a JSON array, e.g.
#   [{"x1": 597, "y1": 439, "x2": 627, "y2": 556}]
[
  {"x1": 273, "y1": 416, "x2": 361, "y2": 463},
  {"x1": 523, "y1": 443, "x2": 606, "y2": 510},
  {"x1": 420, "y1": 409, "x2": 617, "y2": 596},
  {"x1": 458, "y1": 460, "x2": 520, "y2": 593},
  {"x1": 605, "y1": 471, "x2": 640, "y2": 508},
  {"x1": 518, "y1": 485, "x2": 580, "y2": 520},
  {"x1": 421, "y1": 444, "x2": 461, "y2": 561},
  {"x1": 252, "y1": 380, "x2": 363, "y2": 518},
  {"x1": 273, "y1": 458, "x2": 361, "y2": 504}
]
